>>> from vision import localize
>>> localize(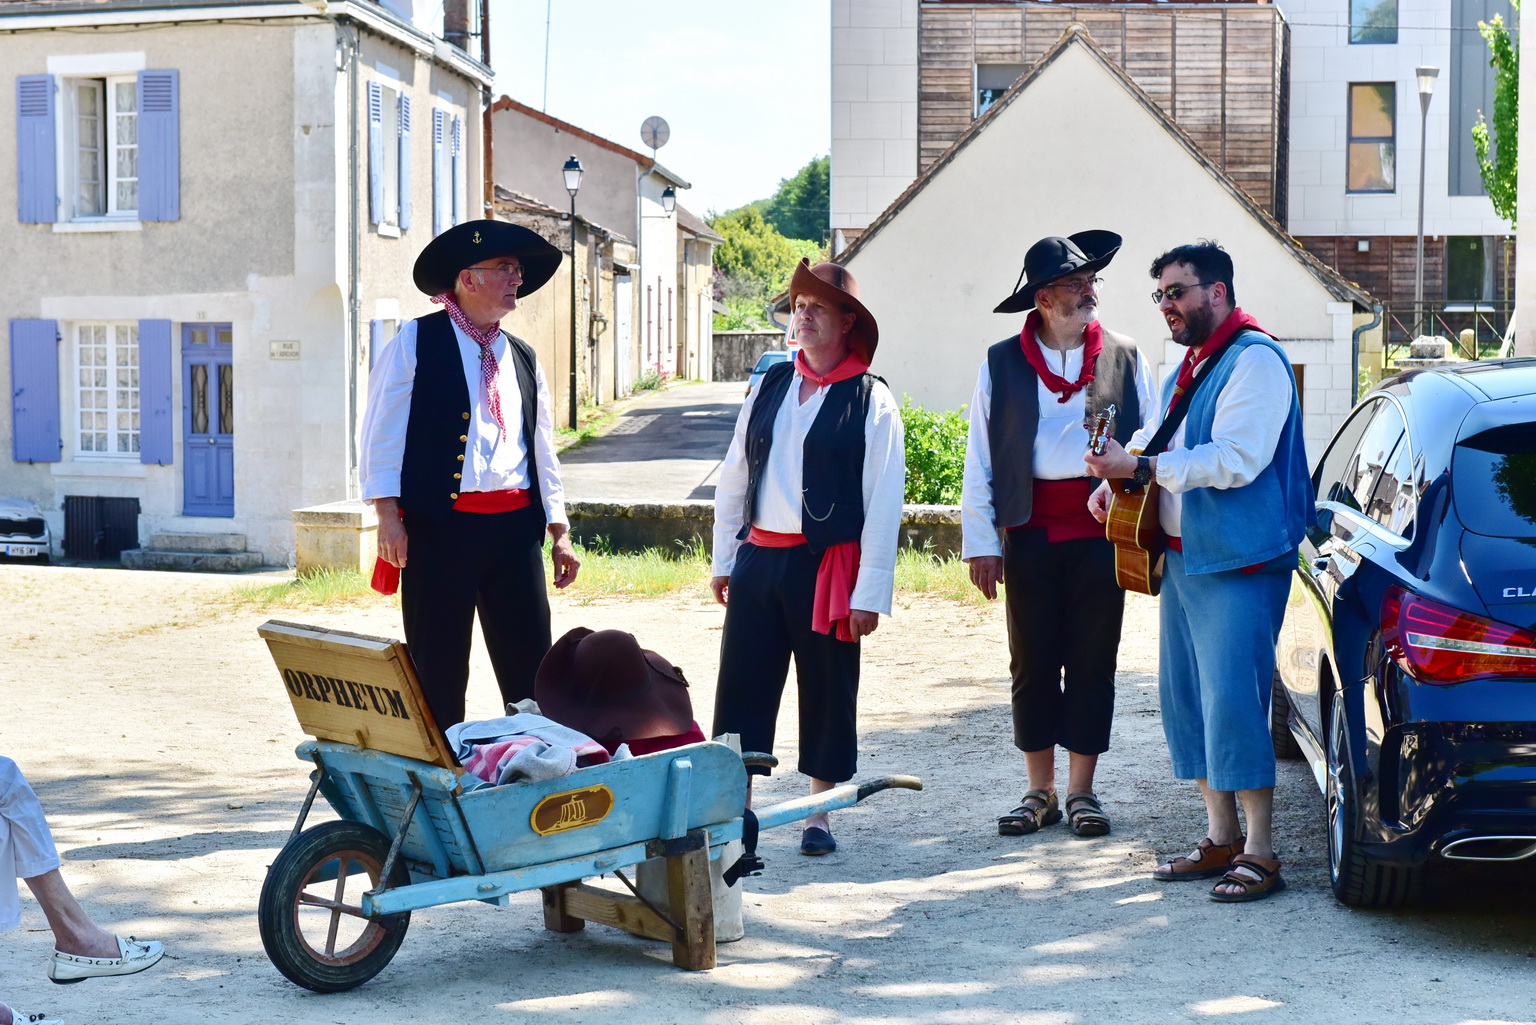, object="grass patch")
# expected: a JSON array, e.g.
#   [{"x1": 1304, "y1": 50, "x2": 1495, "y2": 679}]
[
  {"x1": 554, "y1": 402, "x2": 622, "y2": 454},
  {"x1": 566, "y1": 536, "x2": 710, "y2": 602},
  {"x1": 225, "y1": 567, "x2": 387, "y2": 610},
  {"x1": 893, "y1": 545, "x2": 990, "y2": 606}
]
